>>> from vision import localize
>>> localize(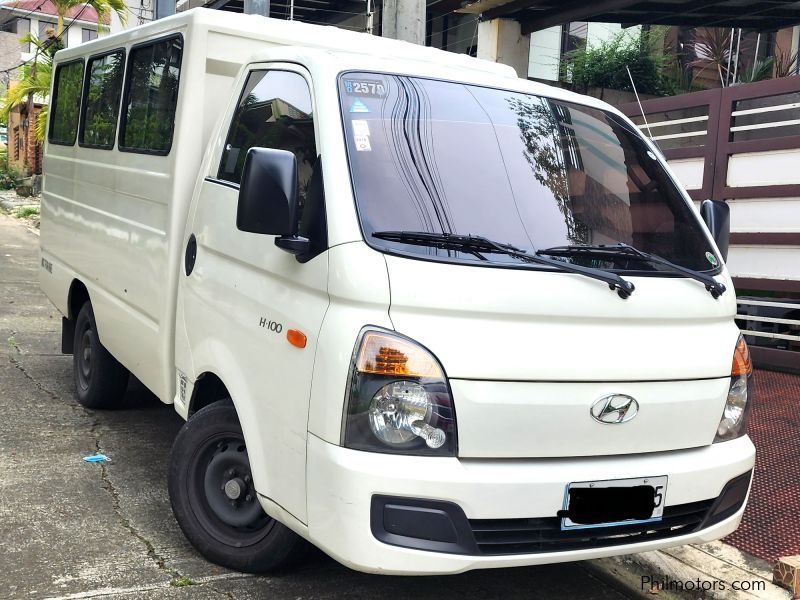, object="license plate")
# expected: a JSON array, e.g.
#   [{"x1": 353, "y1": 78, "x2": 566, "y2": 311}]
[{"x1": 561, "y1": 476, "x2": 667, "y2": 530}]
